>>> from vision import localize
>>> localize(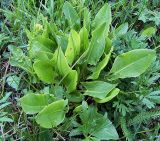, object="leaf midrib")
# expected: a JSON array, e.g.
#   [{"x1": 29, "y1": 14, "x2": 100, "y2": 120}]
[{"x1": 111, "y1": 53, "x2": 152, "y2": 75}]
